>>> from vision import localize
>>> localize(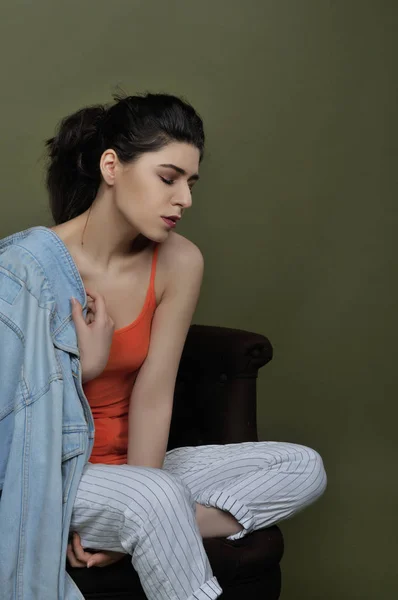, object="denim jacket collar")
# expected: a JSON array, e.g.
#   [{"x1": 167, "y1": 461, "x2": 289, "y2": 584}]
[{"x1": 0, "y1": 225, "x2": 87, "y2": 354}]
